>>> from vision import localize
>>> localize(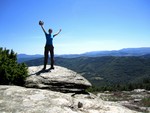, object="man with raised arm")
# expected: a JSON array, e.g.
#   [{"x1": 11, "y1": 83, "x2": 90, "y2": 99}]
[{"x1": 39, "y1": 21, "x2": 61, "y2": 70}]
